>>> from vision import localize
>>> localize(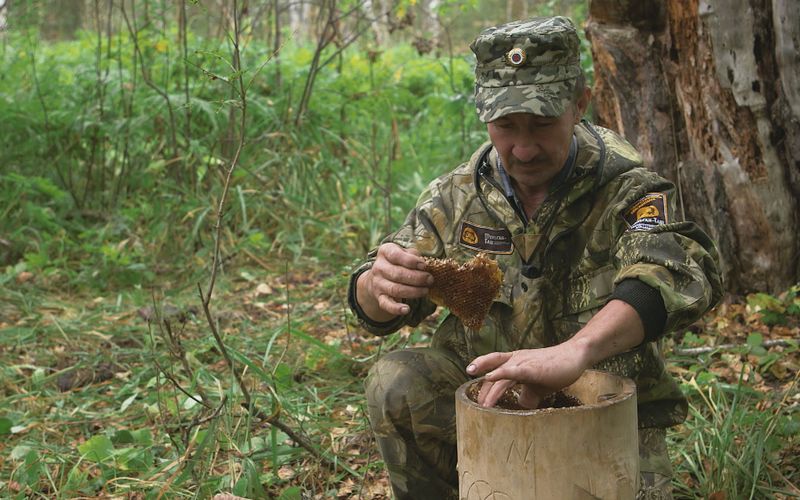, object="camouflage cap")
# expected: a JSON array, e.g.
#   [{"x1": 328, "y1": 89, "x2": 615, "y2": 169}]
[{"x1": 470, "y1": 16, "x2": 582, "y2": 122}]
